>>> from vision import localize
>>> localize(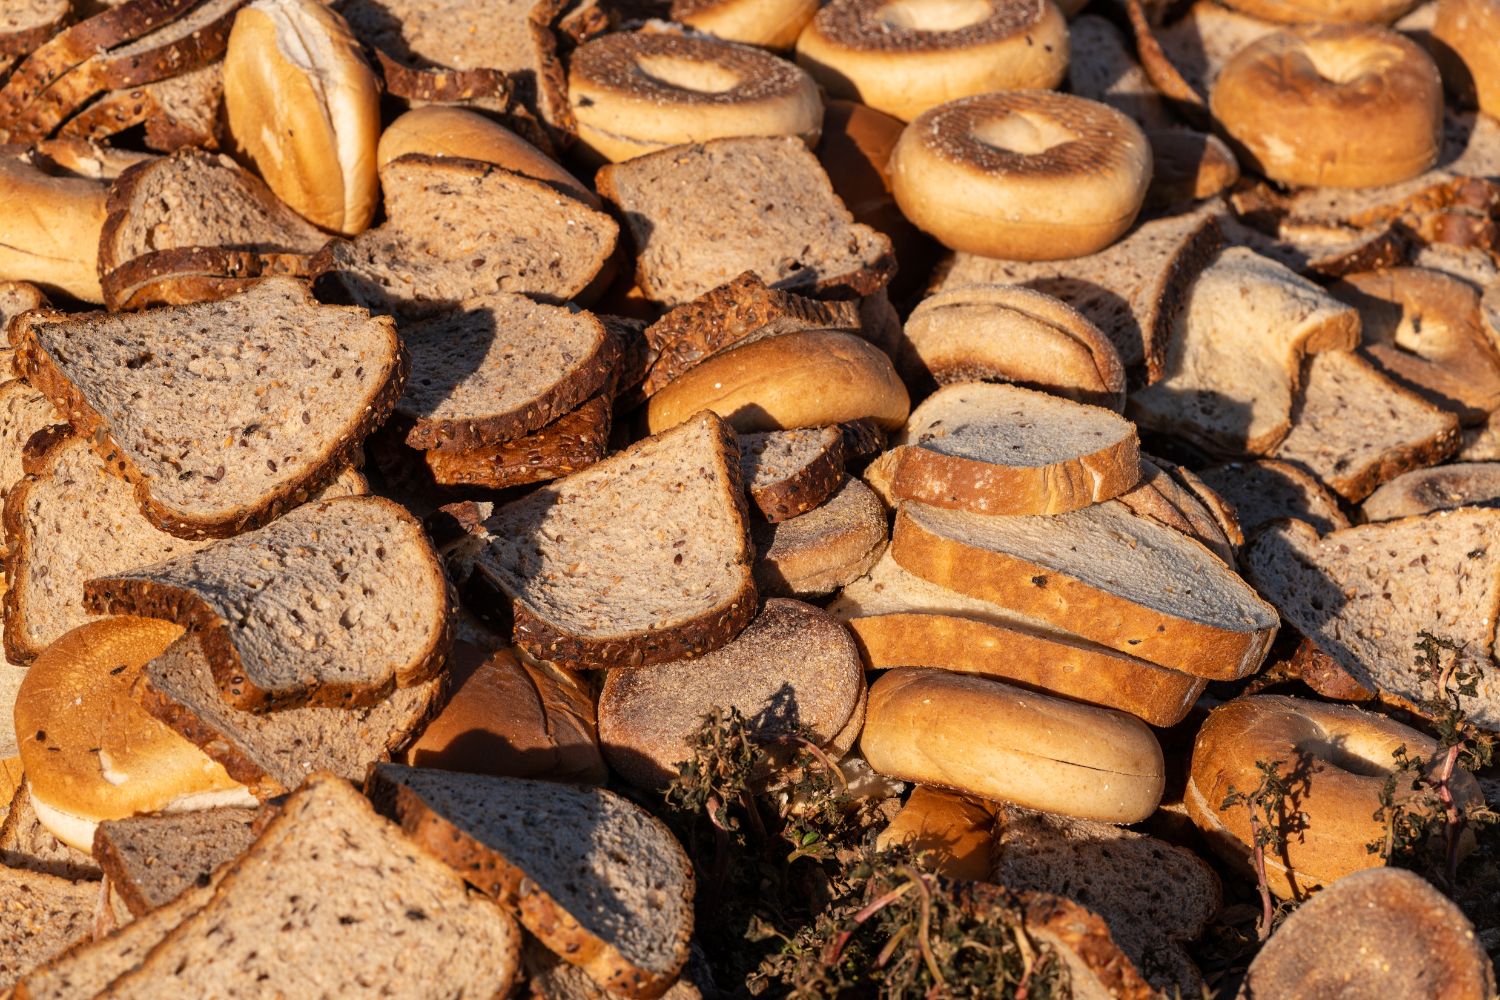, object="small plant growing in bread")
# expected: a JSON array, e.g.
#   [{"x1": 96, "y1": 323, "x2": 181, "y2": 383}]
[{"x1": 1221, "y1": 759, "x2": 1307, "y2": 941}]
